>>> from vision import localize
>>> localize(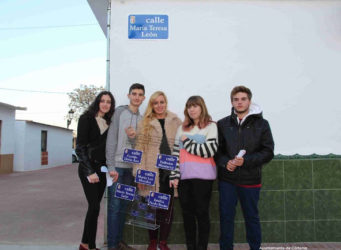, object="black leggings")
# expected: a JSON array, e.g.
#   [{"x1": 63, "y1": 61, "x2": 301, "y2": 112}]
[
  {"x1": 178, "y1": 179, "x2": 213, "y2": 250},
  {"x1": 78, "y1": 166, "x2": 106, "y2": 249}
]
